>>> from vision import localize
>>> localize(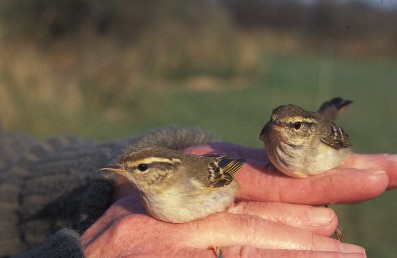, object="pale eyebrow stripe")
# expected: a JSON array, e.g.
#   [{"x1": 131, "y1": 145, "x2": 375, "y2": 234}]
[
  {"x1": 124, "y1": 157, "x2": 181, "y2": 167},
  {"x1": 285, "y1": 117, "x2": 317, "y2": 124}
]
